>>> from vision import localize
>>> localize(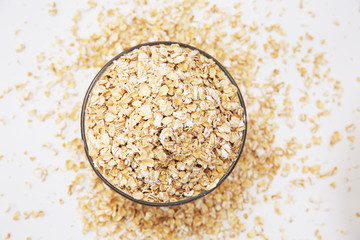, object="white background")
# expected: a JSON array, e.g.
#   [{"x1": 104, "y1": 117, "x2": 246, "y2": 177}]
[{"x1": 0, "y1": 0, "x2": 360, "y2": 239}]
